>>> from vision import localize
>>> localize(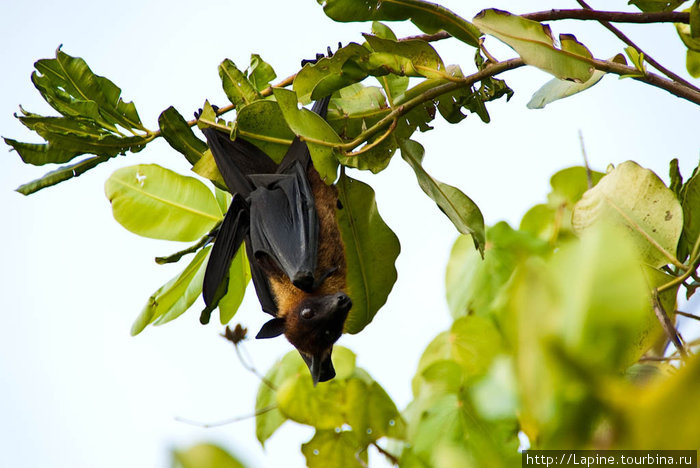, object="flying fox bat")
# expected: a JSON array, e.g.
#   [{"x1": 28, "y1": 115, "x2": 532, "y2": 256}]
[{"x1": 200, "y1": 96, "x2": 351, "y2": 385}]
